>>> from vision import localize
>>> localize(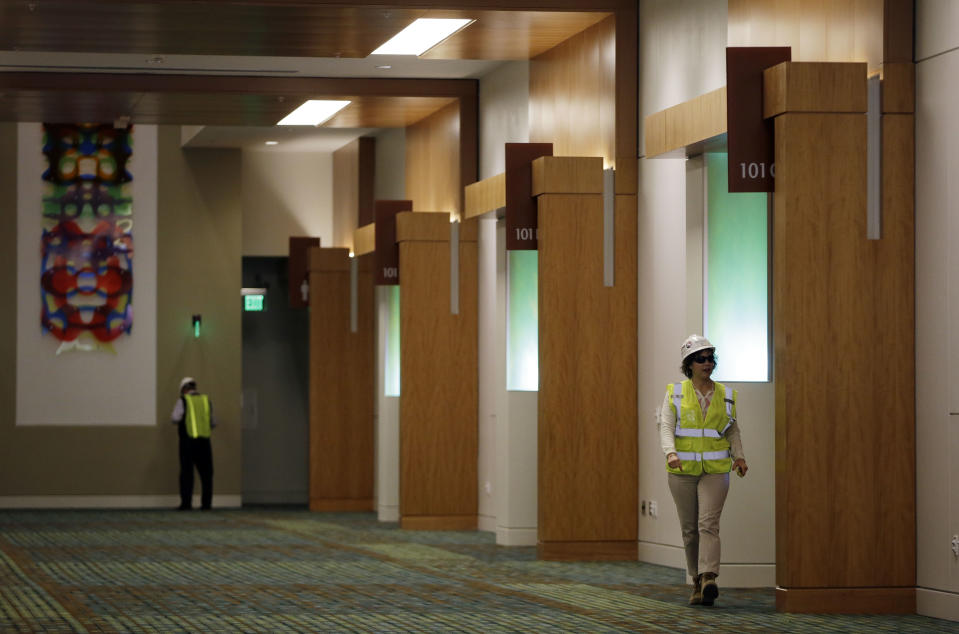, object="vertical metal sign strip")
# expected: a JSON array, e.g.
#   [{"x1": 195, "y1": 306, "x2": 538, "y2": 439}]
[
  {"x1": 450, "y1": 220, "x2": 460, "y2": 315},
  {"x1": 867, "y1": 75, "x2": 882, "y2": 240},
  {"x1": 603, "y1": 168, "x2": 615, "y2": 287},
  {"x1": 350, "y1": 255, "x2": 358, "y2": 333}
]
